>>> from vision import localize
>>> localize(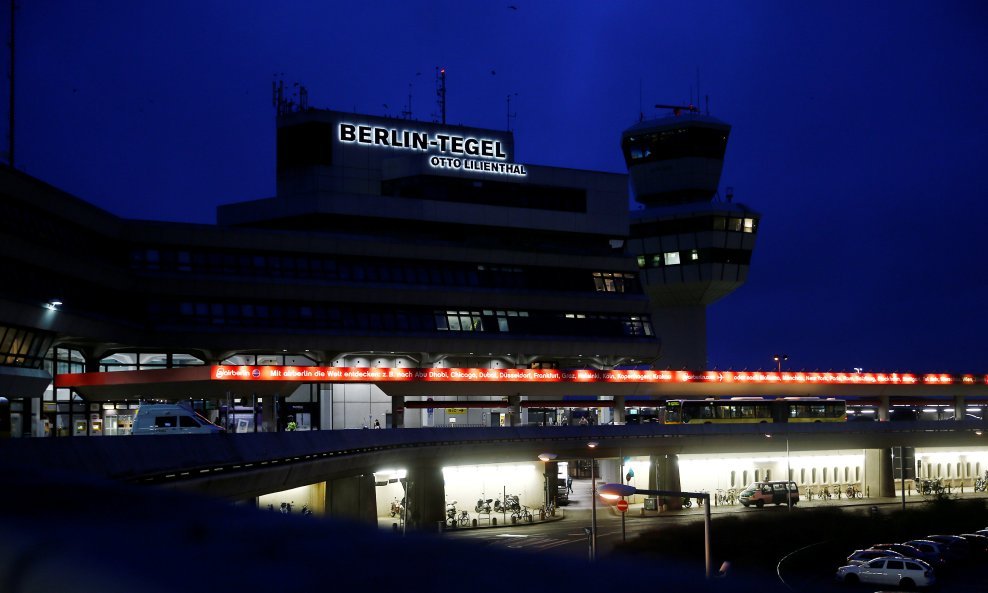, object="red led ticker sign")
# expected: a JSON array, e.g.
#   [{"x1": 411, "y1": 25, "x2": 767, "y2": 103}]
[{"x1": 210, "y1": 366, "x2": 988, "y2": 385}]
